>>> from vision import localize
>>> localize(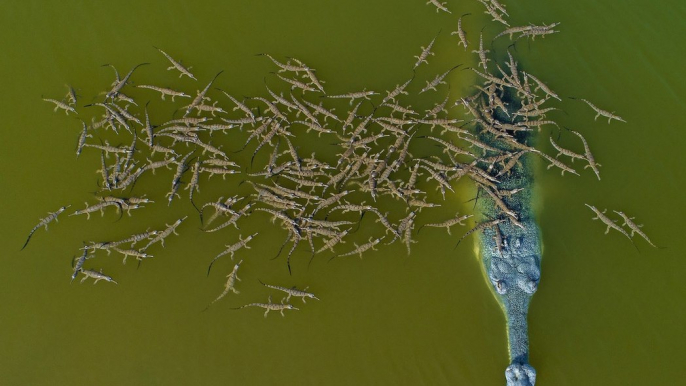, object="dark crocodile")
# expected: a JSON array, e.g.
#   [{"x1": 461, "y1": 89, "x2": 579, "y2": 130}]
[{"x1": 476, "y1": 132, "x2": 541, "y2": 386}]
